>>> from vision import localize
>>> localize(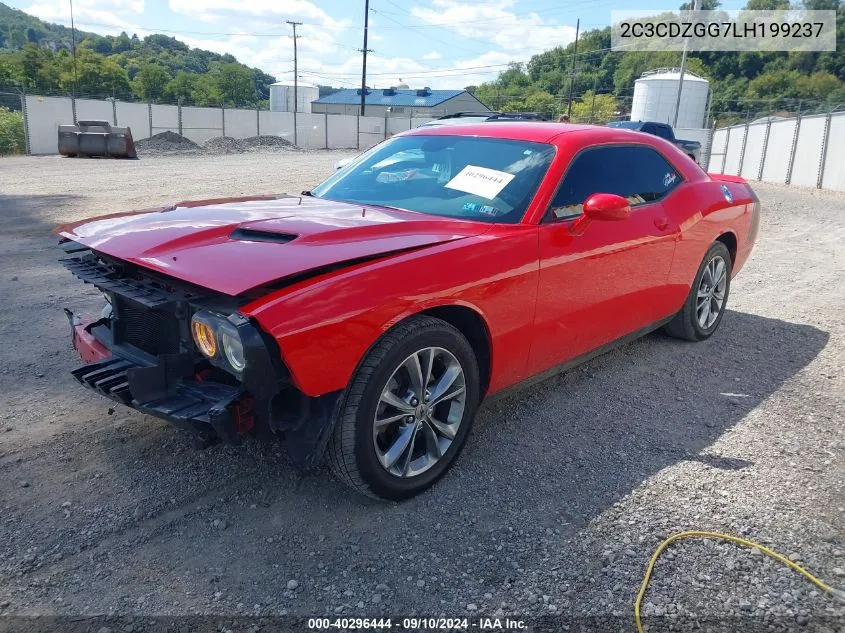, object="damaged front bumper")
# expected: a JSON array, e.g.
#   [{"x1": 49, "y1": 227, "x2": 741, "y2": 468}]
[
  {"x1": 66, "y1": 309, "x2": 251, "y2": 447},
  {"x1": 64, "y1": 306, "x2": 341, "y2": 465}
]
